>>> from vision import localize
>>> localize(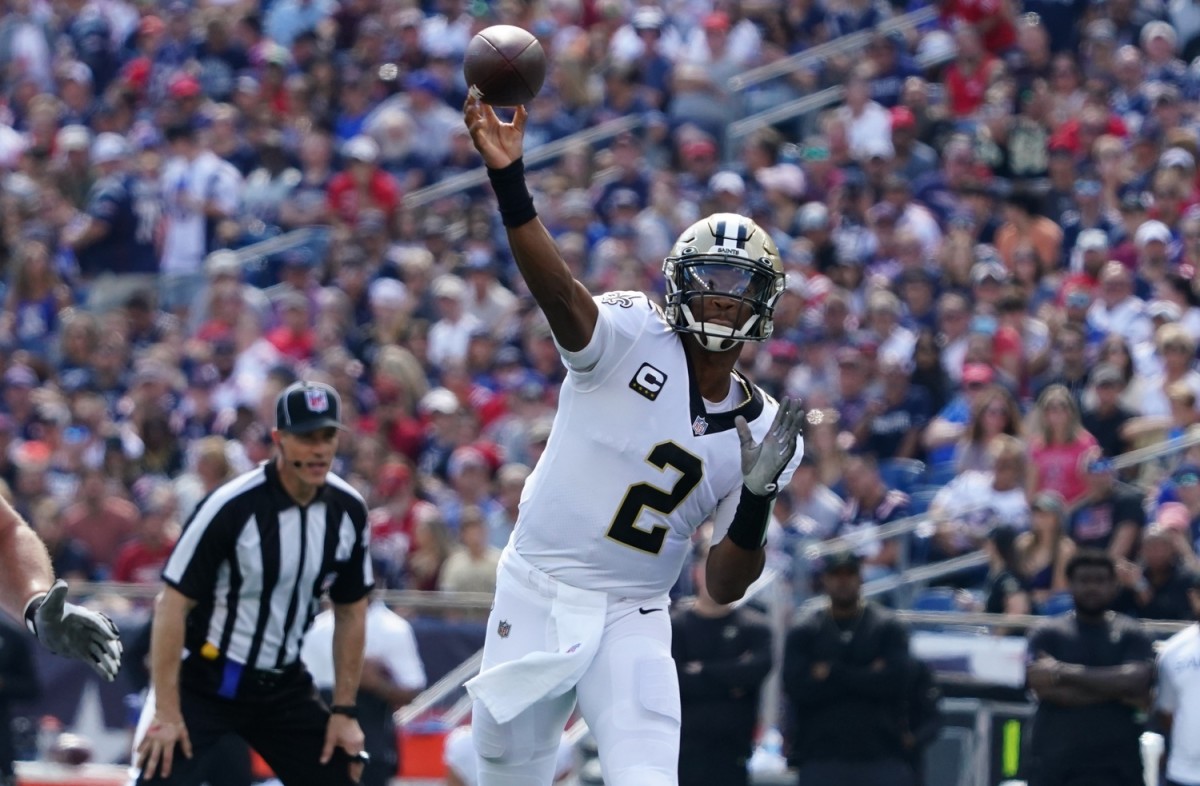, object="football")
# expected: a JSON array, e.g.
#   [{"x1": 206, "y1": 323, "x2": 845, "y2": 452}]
[{"x1": 463, "y1": 25, "x2": 547, "y2": 107}]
